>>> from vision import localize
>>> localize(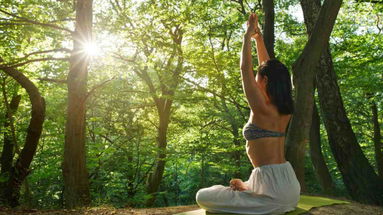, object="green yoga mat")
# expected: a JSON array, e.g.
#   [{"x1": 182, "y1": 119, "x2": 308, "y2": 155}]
[{"x1": 175, "y1": 194, "x2": 350, "y2": 215}]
